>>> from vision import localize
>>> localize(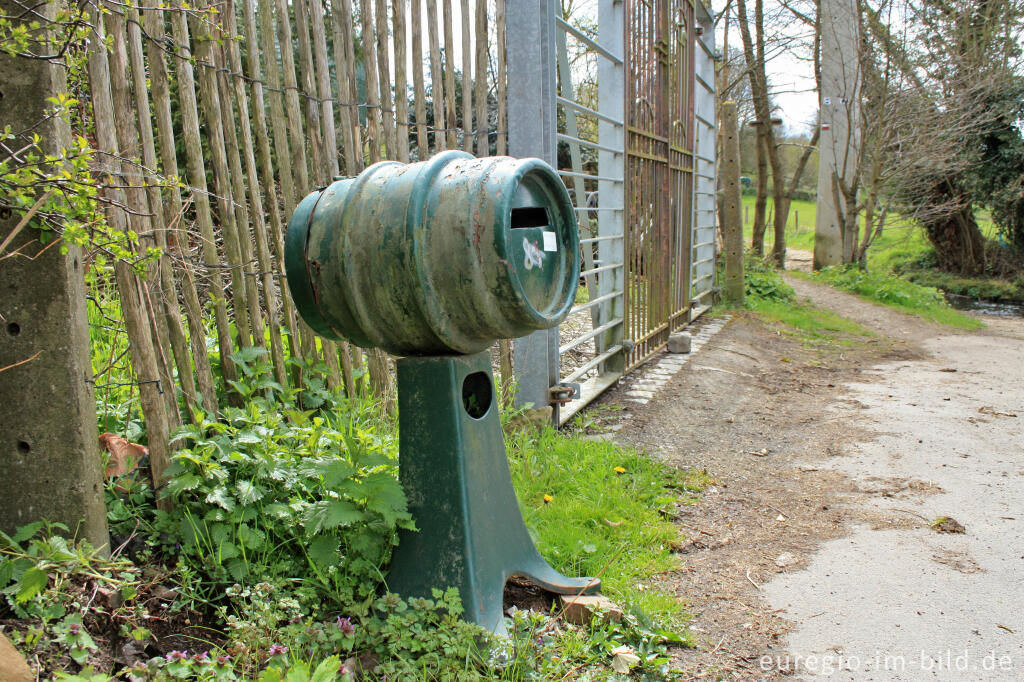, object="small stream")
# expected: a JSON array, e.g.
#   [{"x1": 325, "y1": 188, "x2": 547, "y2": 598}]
[{"x1": 944, "y1": 292, "x2": 1024, "y2": 317}]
